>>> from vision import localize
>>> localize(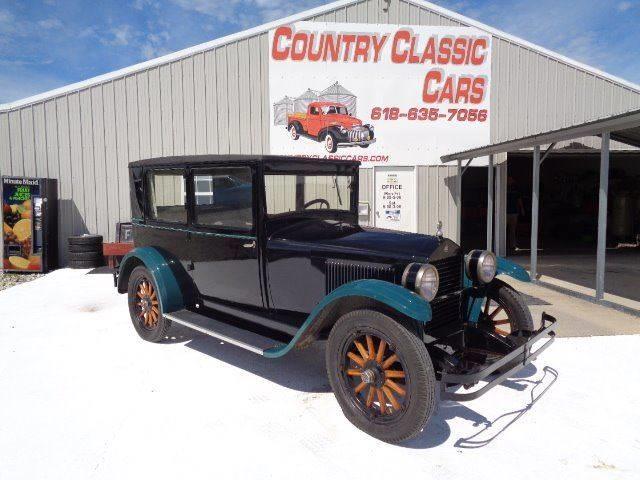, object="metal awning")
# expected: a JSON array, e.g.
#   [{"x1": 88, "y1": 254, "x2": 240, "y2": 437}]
[
  {"x1": 442, "y1": 108, "x2": 640, "y2": 310},
  {"x1": 441, "y1": 108, "x2": 640, "y2": 162}
]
